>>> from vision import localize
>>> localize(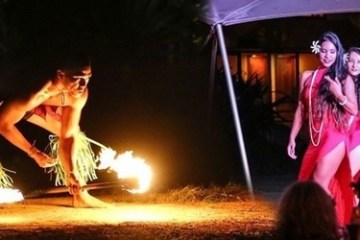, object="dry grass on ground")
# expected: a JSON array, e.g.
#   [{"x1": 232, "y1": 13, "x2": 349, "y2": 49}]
[{"x1": 0, "y1": 184, "x2": 277, "y2": 240}]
